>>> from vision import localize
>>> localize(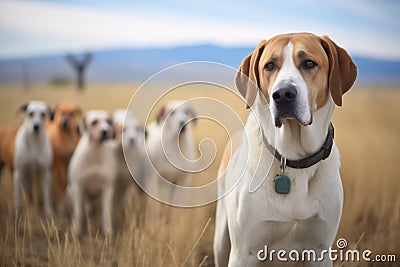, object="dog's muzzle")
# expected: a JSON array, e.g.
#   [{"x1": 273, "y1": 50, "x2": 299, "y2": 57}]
[
  {"x1": 101, "y1": 129, "x2": 109, "y2": 141},
  {"x1": 272, "y1": 84, "x2": 304, "y2": 127},
  {"x1": 33, "y1": 123, "x2": 40, "y2": 133},
  {"x1": 129, "y1": 137, "x2": 135, "y2": 146},
  {"x1": 62, "y1": 117, "x2": 70, "y2": 131}
]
